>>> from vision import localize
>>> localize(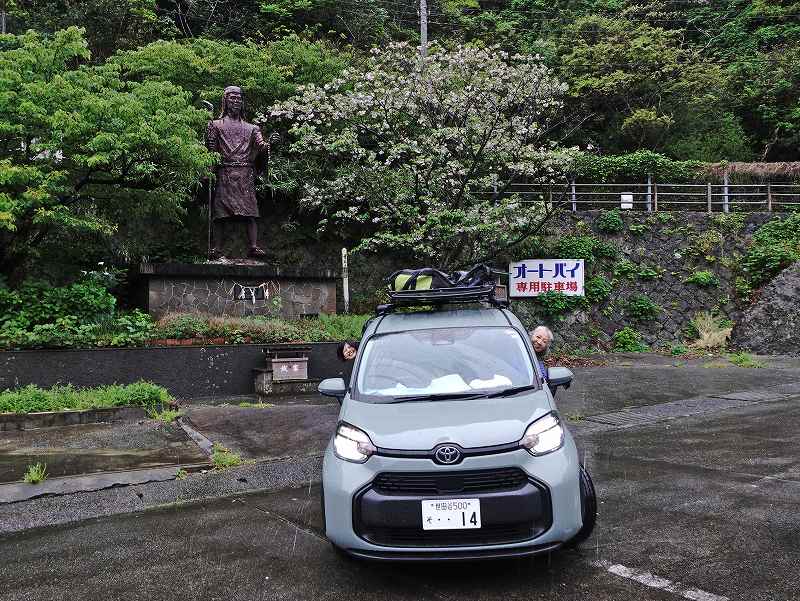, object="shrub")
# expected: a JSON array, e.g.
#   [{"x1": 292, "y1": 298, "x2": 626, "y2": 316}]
[
  {"x1": 712, "y1": 213, "x2": 746, "y2": 234},
  {"x1": 684, "y1": 271, "x2": 720, "y2": 287},
  {"x1": 0, "y1": 381, "x2": 171, "y2": 414},
  {"x1": 155, "y1": 313, "x2": 210, "y2": 339},
  {"x1": 0, "y1": 280, "x2": 116, "y2": 331},
  {"x1": 628, "y1": 223, "x2": 648, "y2": 235},
  {"x1": 624, "y1": 294, "x2": 659, "y2": 320},
  {"x1": 596, "y1": 209, "x2": 625, "y2": 234},
  {"x1": 612, "y1": 327, "x2": 648, "y2": 352},
  {"x1": 585, "y1": 275, "x2": 613, "y2": 303},
  {"x1": 671, "y1": 344, "x2": 689, "y2": 356},
  {"x1": 688, "y1": 312, "x2": 732, "y2": 350},
  {"x1": 742, "y1": 214, "x2": 800, "y2": 287},
  {"x1": 614, "y1": 260, "x2": 663, "y2": 280},
  {"x1": 23, "y1": 463, "x2": 48, "y2": 484},
  {"x1": 689, "y1": 229, "x2": 724, "y2": 256},
  {"x1": 534, "y1": 291, "x2": 584, "y2": 318},
  {"x1": 592, "y1": 240, "x2": 620, "y2": 259}
]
